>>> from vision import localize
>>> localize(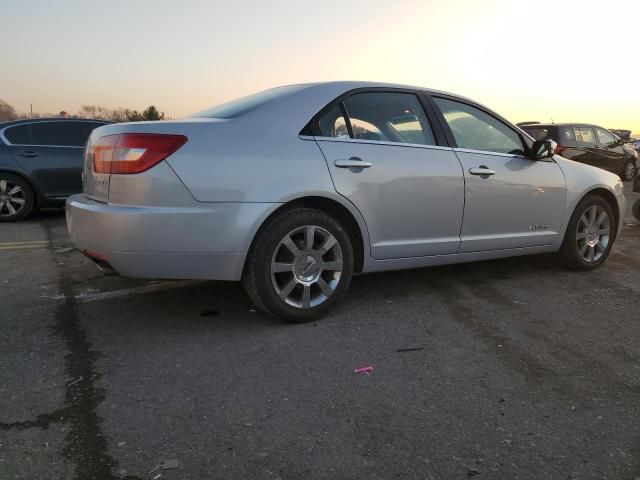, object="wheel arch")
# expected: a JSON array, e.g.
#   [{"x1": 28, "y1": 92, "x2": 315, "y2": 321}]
[
  {"x1": 584, "y1": 187, "x2": 620, "y2": 231},
  {"x1": 0, "y1": 168, "x2": 43, "y2": 208},
  {"x1": 244, "y1": 195, "x2": 369, "y2": 274}
]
